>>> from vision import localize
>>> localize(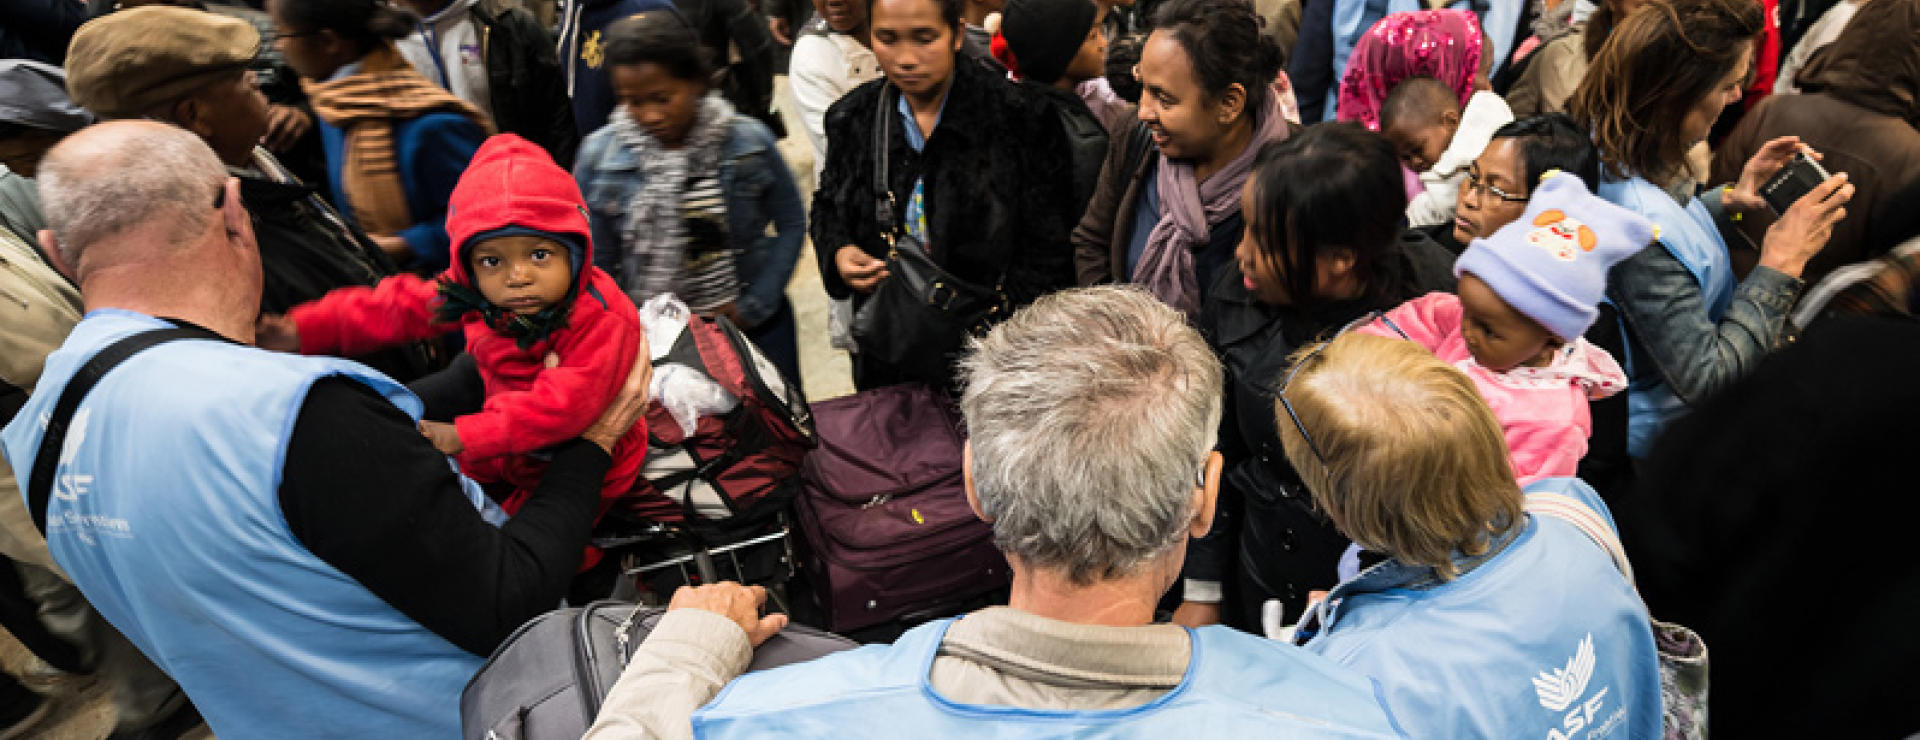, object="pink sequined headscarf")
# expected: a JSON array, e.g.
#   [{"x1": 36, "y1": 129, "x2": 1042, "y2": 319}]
[{"x1": 1337, "y1": 9, "x2": 1483, "y2": 131}]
